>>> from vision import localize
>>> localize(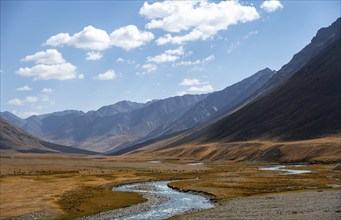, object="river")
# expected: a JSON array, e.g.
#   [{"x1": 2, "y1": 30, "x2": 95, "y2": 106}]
[
  {"x1": 259, "y1": 165, "x2": 312, "y2": 174},
  {"x1": 112, "y1": 181, "x2": 214, "y2": 220}
]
